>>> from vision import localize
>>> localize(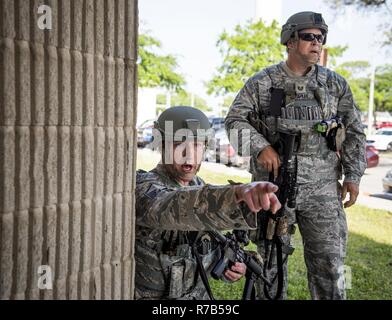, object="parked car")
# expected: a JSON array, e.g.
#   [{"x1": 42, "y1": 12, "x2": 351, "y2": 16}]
[
  {"x1": 205, "y1": 128, "x2": 249, "y2": 168},
  {"x1": 137, "y1": 119, "x2": 155, "y2": 147},
  {"x1": 376, "y1": 121, "x2": 392, "y2": 129},
  {"x1": 366, "y1": 144, "x2": 379, "y2": 168},
  {"x1": 367, "y1": 128, "x2": 392, "y2": 151},
  {"x1": 382, "y1": 169, "x2": 392, "y2": 193},
  {"x1": 208, "y1": 117, "x2": 225, "y2": 131}
]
